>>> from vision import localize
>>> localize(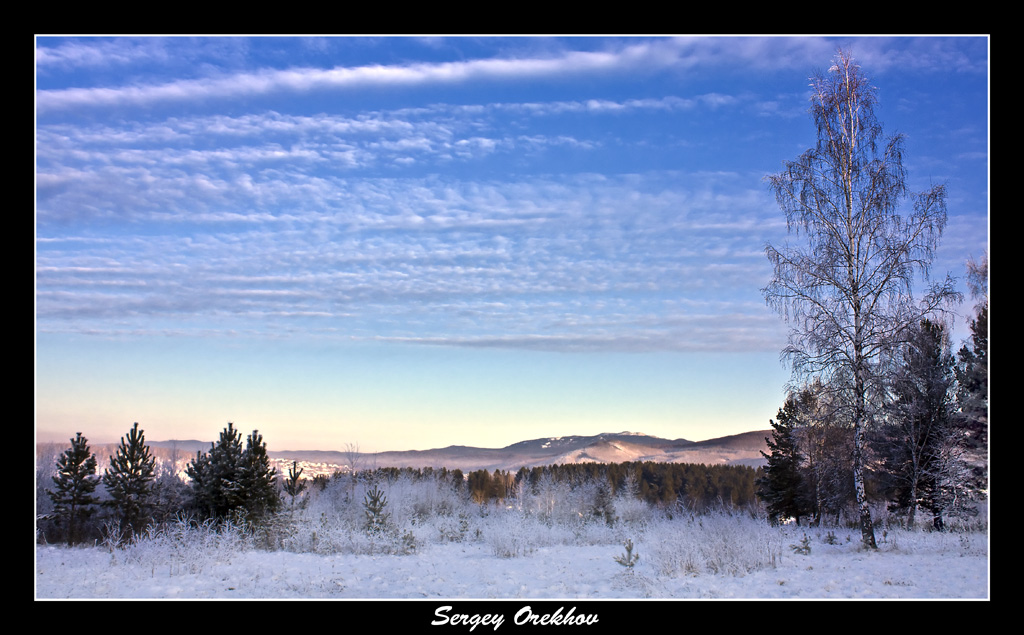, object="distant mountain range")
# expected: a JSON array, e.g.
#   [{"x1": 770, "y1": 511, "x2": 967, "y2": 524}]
[
  {"x1": 255, "y1": 430, "x2": 772, "y2": 473},
  {"x1": 38, "y1": 430, "x2": 771, "y2": 480}
]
